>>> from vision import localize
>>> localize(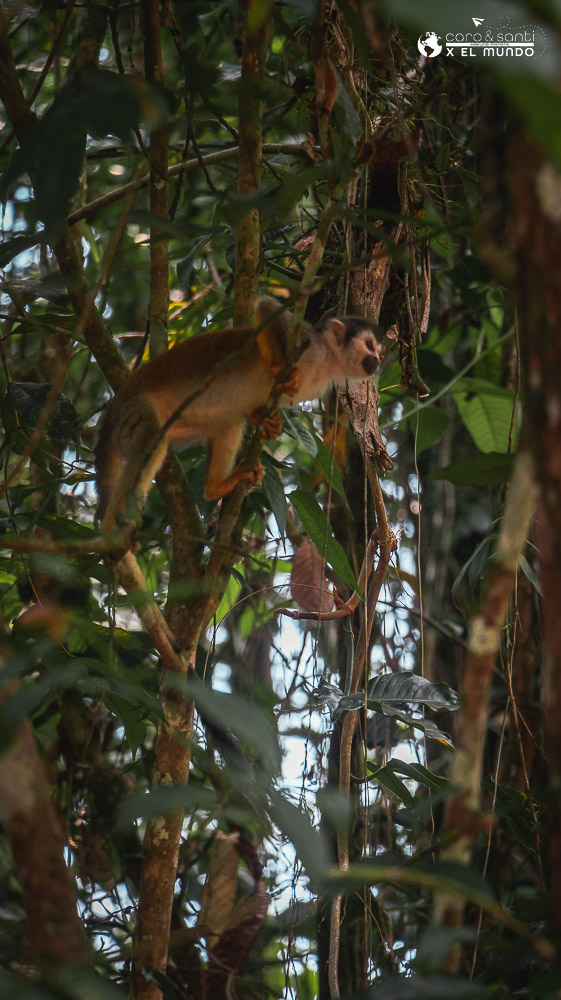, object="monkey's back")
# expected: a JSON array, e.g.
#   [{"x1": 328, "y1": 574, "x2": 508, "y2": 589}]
[
  {"x1": 119, "y1": 326, "x2": 257, "y2": 395},
  {"x1": 96, "y1": 325, "x2": 276, "y2": 454}
]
